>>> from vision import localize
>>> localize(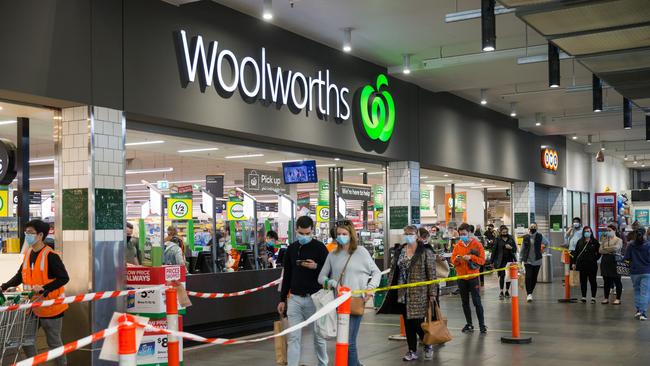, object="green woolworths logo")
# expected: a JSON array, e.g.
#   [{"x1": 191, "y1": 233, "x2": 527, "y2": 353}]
[{"x1": 359, "y1": 74, "x2": 395, "y2": 142}]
